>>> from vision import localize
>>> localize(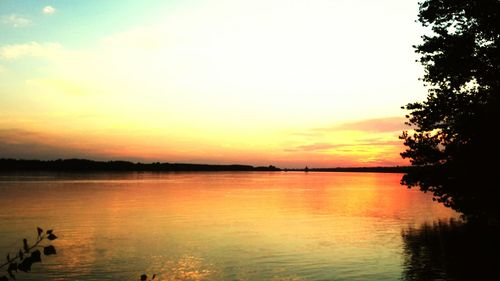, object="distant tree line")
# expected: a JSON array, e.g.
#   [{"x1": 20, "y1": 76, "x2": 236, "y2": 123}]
[
  {"x1": 0, "y1": 159, "x2": 417, "y2": 173},
  {"x1": 0, "y1": 159, "x2": 281, "y2": 172}
]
